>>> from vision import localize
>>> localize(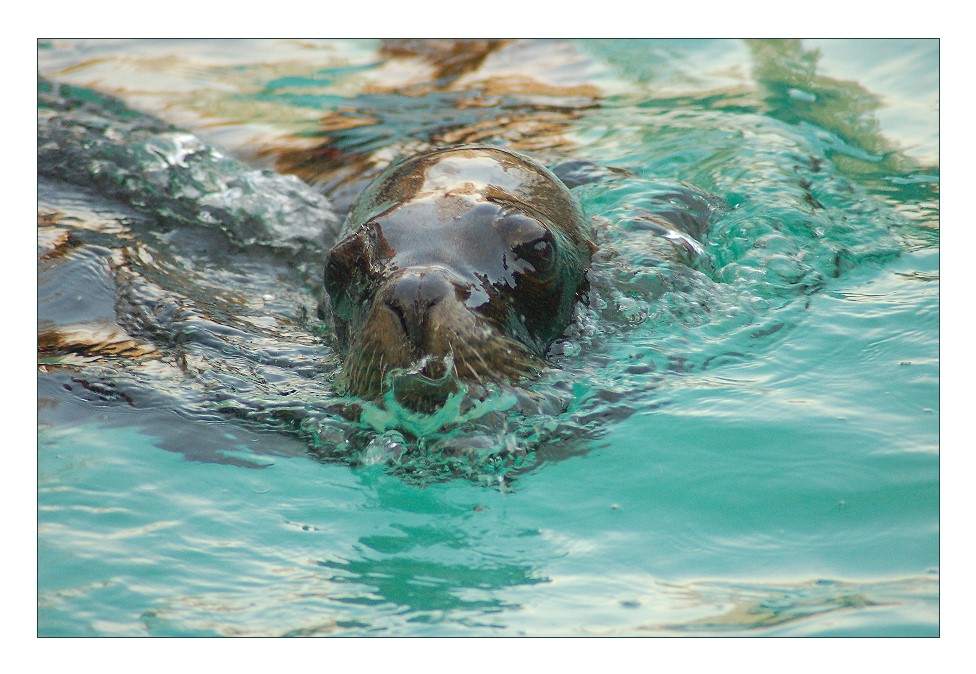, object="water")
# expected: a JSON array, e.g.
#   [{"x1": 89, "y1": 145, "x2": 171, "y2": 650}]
[{"x1": 36, "y1": 39, "x2": 938, "y2": 636}]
